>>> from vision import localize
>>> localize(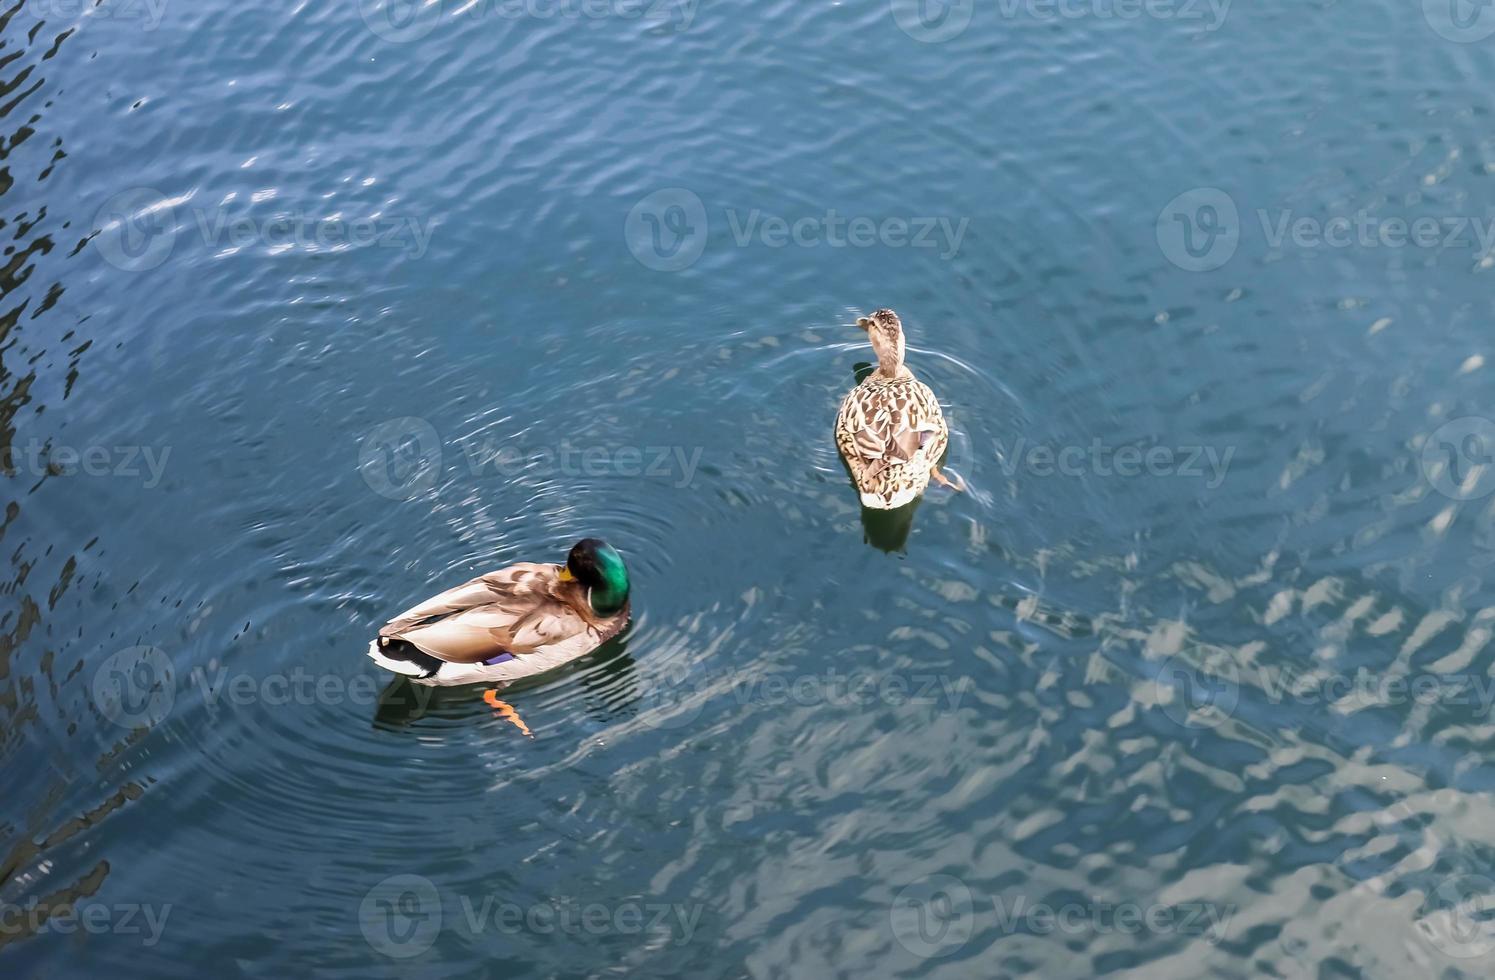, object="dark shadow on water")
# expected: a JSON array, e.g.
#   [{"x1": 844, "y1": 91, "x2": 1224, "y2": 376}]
[
  {"x1": 371, "y1": 677, "x2": 445, "y2": 728},
  {"x1": 371, "y1": 630, "x2": 638, "y2": 729},
  {"x1": 838, "y1": 439, "x2": 928, "y2": 554},
  {"x1": 860, "y1": 497, "x2": 922, "y2": 553}
]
